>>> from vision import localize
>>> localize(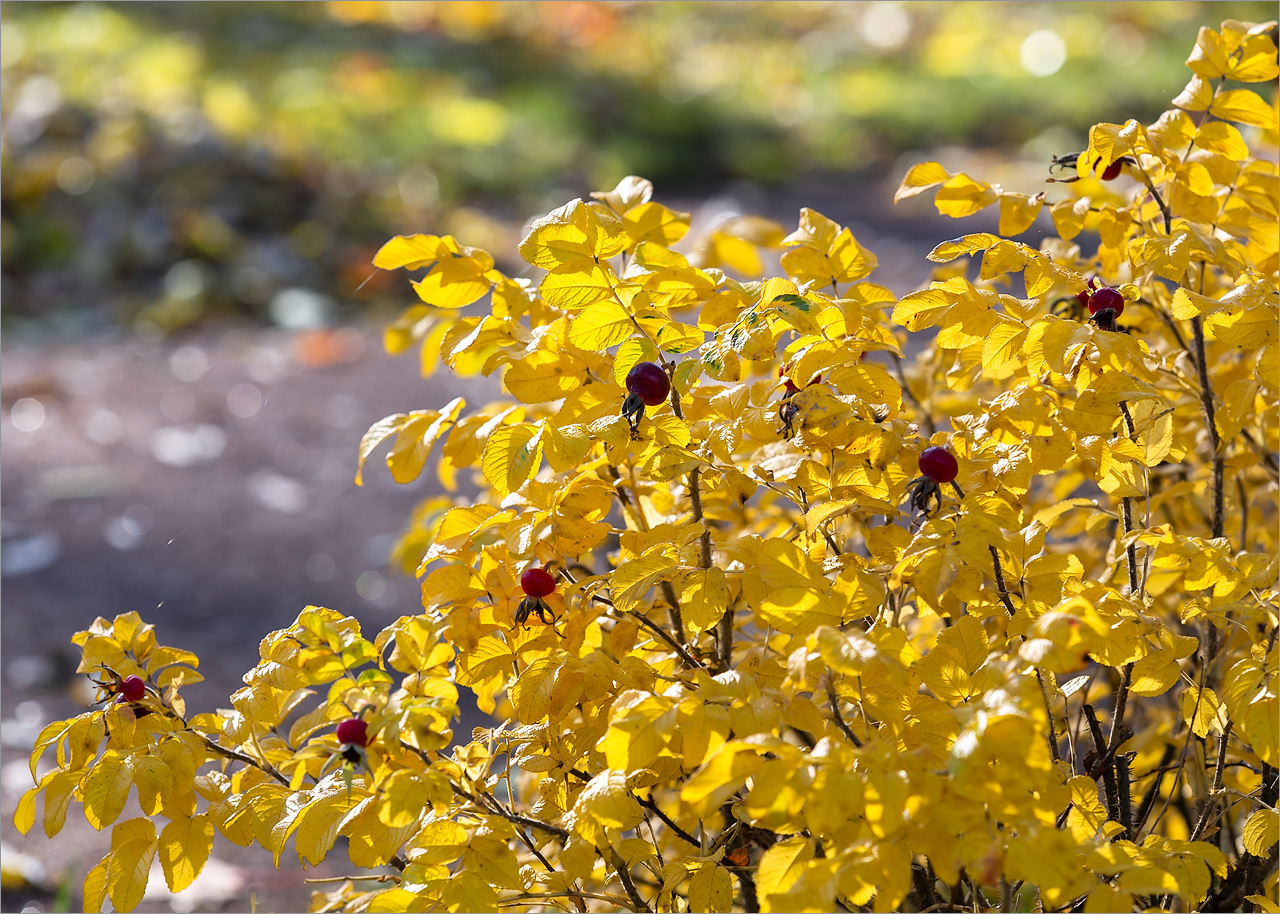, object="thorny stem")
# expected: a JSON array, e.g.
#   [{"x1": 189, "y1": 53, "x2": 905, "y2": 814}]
[
  {"x1": 826, "y1": 679, "x2": 863, "y2": 747},
  {"x1": 1190, "y1": 313, "x2": 1226, "y2": 540},
  {"x1": 1118, "y1": 401, "x2": 1142, "y2": 596},
  {"x1": 890, "y1": 352, "x2": 936, "y2": 436},
  {"x1": 991, "y1": 544, "x2": 1061, "y2": 762},
  {"x1": 200, "y1": 735, "x2": 291, "y2": 787},
  {"x1": 1084, "y1": 704, "x2": 1122, "y2": 827},
  {"x1": 449, "y1": 779, "x2": 570, "y2": 839},
  {"x1": 1132, "y1": 743, "x2": 1177, "y2": 837},
  {"x1": 1189, "y1": 721, "x2": 1234, "y2": 842},
  {"x1": 1133, "y1": 158, "x2": 1172, "y2": 235},
  {"x1": 611, "y1": 850, "x2": 651, "y2": 913},
  {"x1": 559, "y1": 566, "x2": 705, "y2": 670}
]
